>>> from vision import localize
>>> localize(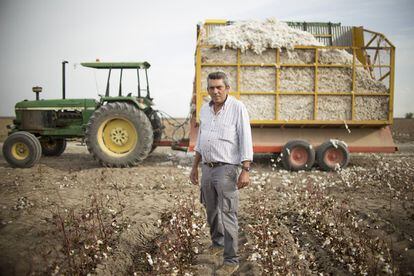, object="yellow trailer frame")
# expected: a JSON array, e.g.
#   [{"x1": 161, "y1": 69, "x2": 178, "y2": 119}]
[{"x1": 194, "y1": 20, "x2": 395, "y2": 127}]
